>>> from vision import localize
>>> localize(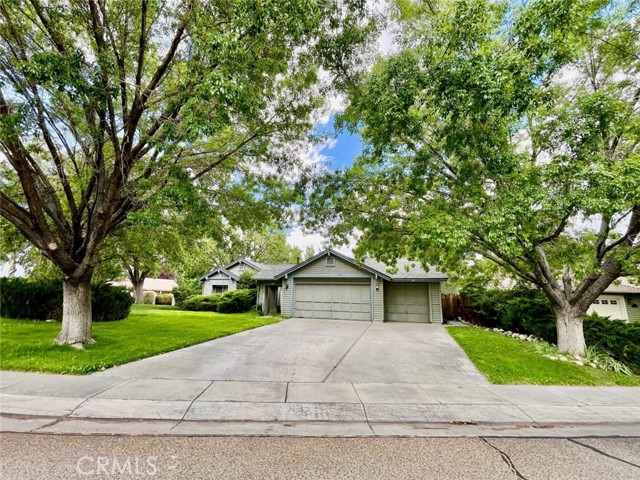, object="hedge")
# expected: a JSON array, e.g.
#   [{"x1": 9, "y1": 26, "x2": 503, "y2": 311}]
[
  {"x1": 0, "y1": 277, "x2": 133, "y2": 321},
  {"x1": 155, "y1": 293, "x2": 174, "y2": 305},
  {"x1": 182, "y1": 289, "x2": 256, "y2": 313},
  {"x1": 172, "y1": 279, "x2": 201, "y2": 307},
  {"x1": 461, "y1": 285, "x2": 640, "y2": 373},
  {"x1": 143, "y1": 291, "x2": 156, "y2": 304},
  {"x1": 584, "y1": 314, "x2": 640, "y2": 374}
]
